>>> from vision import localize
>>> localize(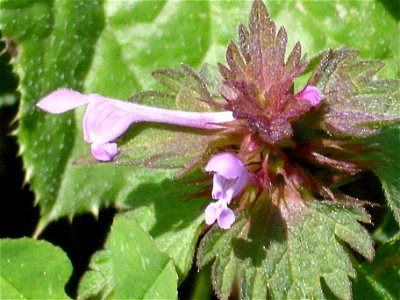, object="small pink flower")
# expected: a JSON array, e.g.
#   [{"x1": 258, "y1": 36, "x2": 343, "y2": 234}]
[
  {"x1": 297, "y1": 86, "x2": 322, "y2": 106},
  {"x1": 37, "y1": 89, "x2": 234, "y2": 161},
  {"x1": 205, "y1": 152, "x2": 249, "y2": 204},
  {"x1": 204, "y1": 199, "x2": 235, "y2": 229},
  {"x1": 204, "y1": 152, "x2": 249, "y2": 229}
]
